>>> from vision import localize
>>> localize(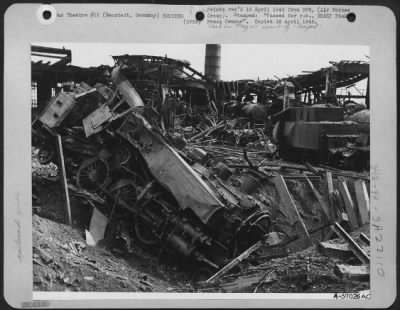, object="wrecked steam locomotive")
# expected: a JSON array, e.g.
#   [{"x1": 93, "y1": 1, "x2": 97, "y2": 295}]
[{"x1": 32, "y1": 65, "x2": 272, "y2": 271}]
